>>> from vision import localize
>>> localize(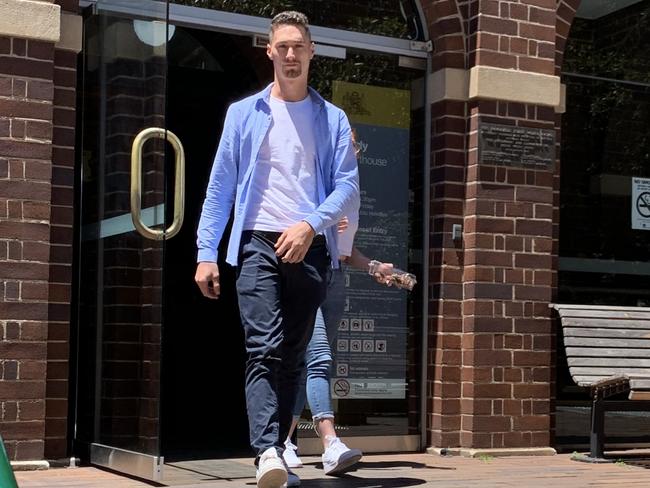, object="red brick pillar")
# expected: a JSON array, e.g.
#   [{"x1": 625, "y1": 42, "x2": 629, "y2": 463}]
[
  {"x1": 421, "y1": 0, "x2": 579, "y2": 453},
  {"x1": 0, "y1": 0, "x2": 74, "y2": 463}
]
